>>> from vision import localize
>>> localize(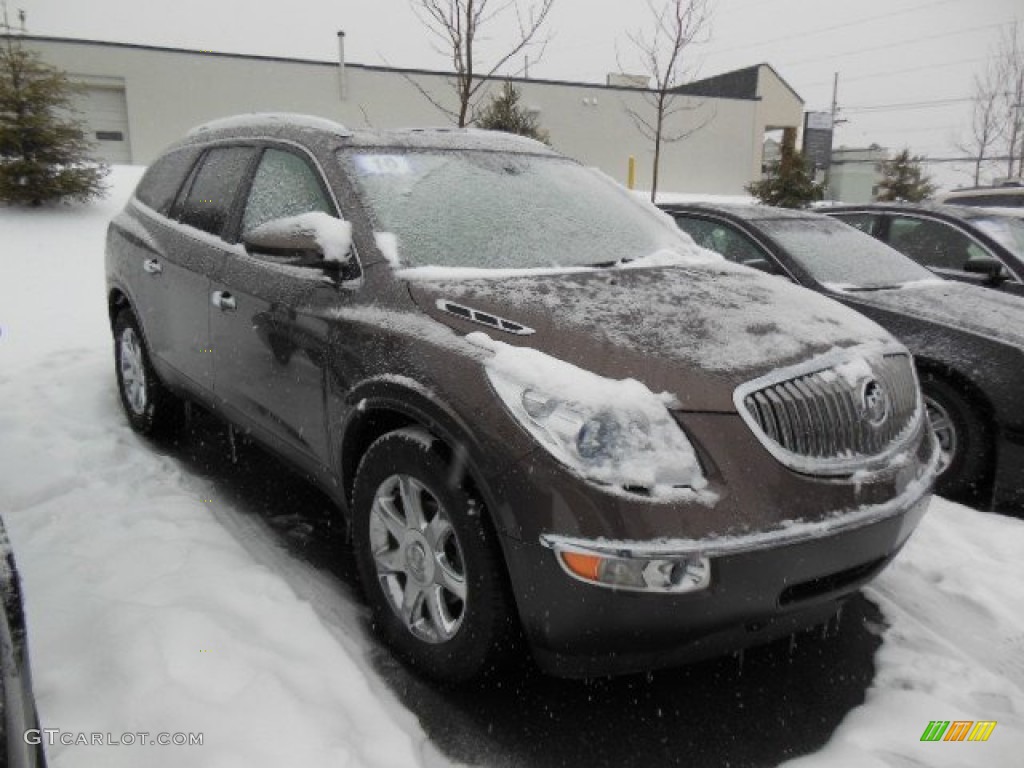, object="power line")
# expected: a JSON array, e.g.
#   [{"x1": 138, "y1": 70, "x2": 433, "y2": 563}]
[
  {"x1": 800, "y1": 56, "x2": 988, "y2": 89},
  {"x1": 842, "y1": 96, "x2": 973, "y2": 114},
  {"x1": 775, "y1": 19, "x2": 1010, "y2": 69},
  {"x1": 700, "y1": 0, "x2": 963, "y2": 59}
]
